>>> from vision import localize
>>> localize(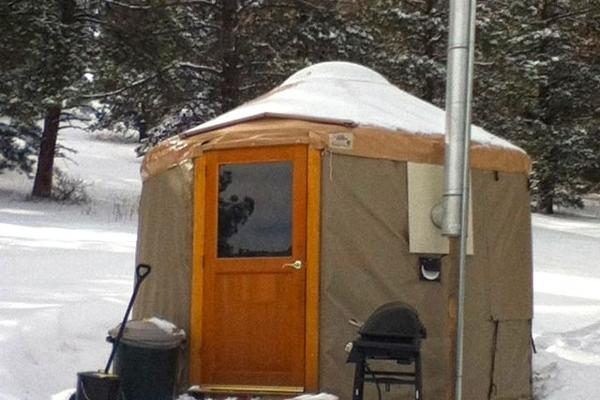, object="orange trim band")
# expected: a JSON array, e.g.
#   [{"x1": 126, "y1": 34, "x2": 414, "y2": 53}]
[{"x1": 141, "y1": 119, "x2": 530, "y2": 180}]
